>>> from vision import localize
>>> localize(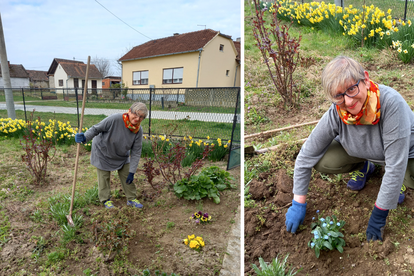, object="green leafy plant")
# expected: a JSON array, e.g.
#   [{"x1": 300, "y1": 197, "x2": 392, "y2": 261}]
[
  {"x1": 244, "y1": 181, "x2": 257, "y2": 208},
  {"x1": 251, "y1": 254, "x2": 302, "y2": 276},
  {"x1": 173, "y1": 166, "x2": 234, "y2": 204},
  {"x1": 308, "y1": 210, "x2": 346, "y2": 258}
]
